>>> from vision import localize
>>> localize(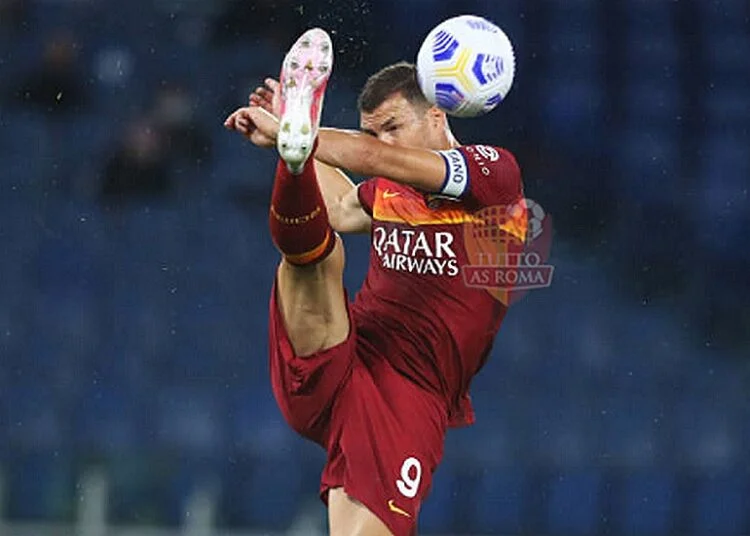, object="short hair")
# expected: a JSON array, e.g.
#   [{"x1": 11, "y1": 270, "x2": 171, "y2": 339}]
[{"x1": 357, "y1": 61, "x2": 431, "y2": 113}]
